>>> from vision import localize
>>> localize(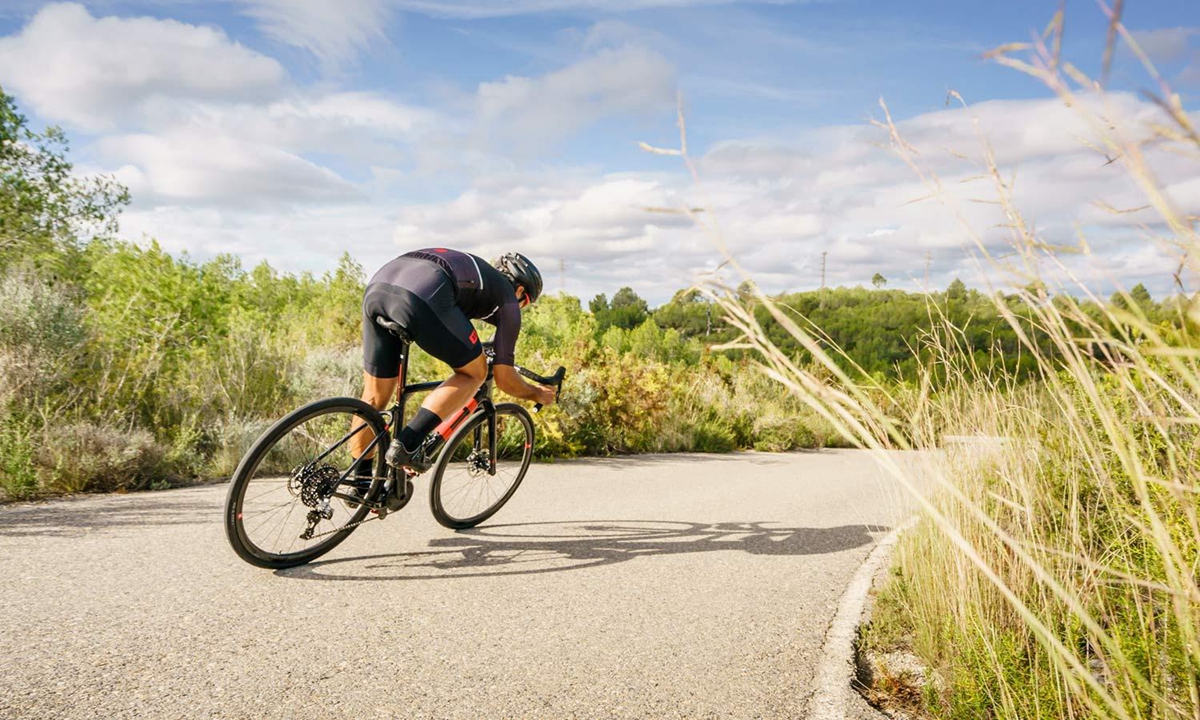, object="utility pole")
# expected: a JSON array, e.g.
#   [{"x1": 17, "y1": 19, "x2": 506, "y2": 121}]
[
  {"x1": 819, "y1": 251, "x2": 829, "y2": 310},
  {"x1": 559, "y1": 259, "x2": 565, "y2": 294},
  {"x1": 924, "y1": 250, "x2": 931, "y2": 290}
]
